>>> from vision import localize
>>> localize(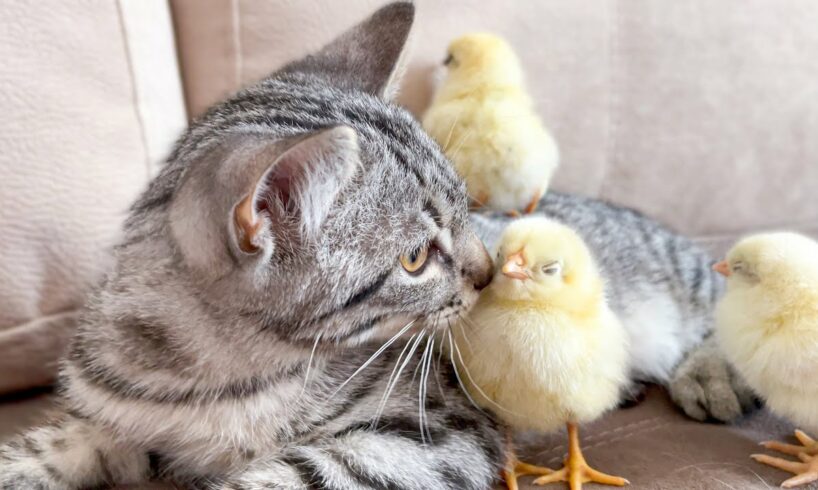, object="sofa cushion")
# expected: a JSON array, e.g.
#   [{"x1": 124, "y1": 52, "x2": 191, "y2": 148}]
[{"x1": 0, "y1": 0, "x2": 186, "y2": 393}]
